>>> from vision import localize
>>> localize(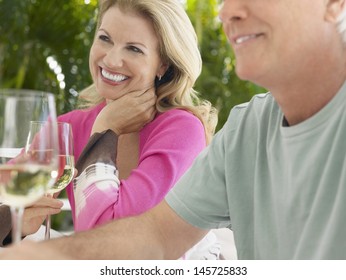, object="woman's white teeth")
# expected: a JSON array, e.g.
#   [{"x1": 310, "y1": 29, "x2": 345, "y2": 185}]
[
  {"x1": 235, "y1": 34, "x2": 258, "y2": 44},
  {"x1": 101, "y1": 69, "x2": 127, "y2": 82}
]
